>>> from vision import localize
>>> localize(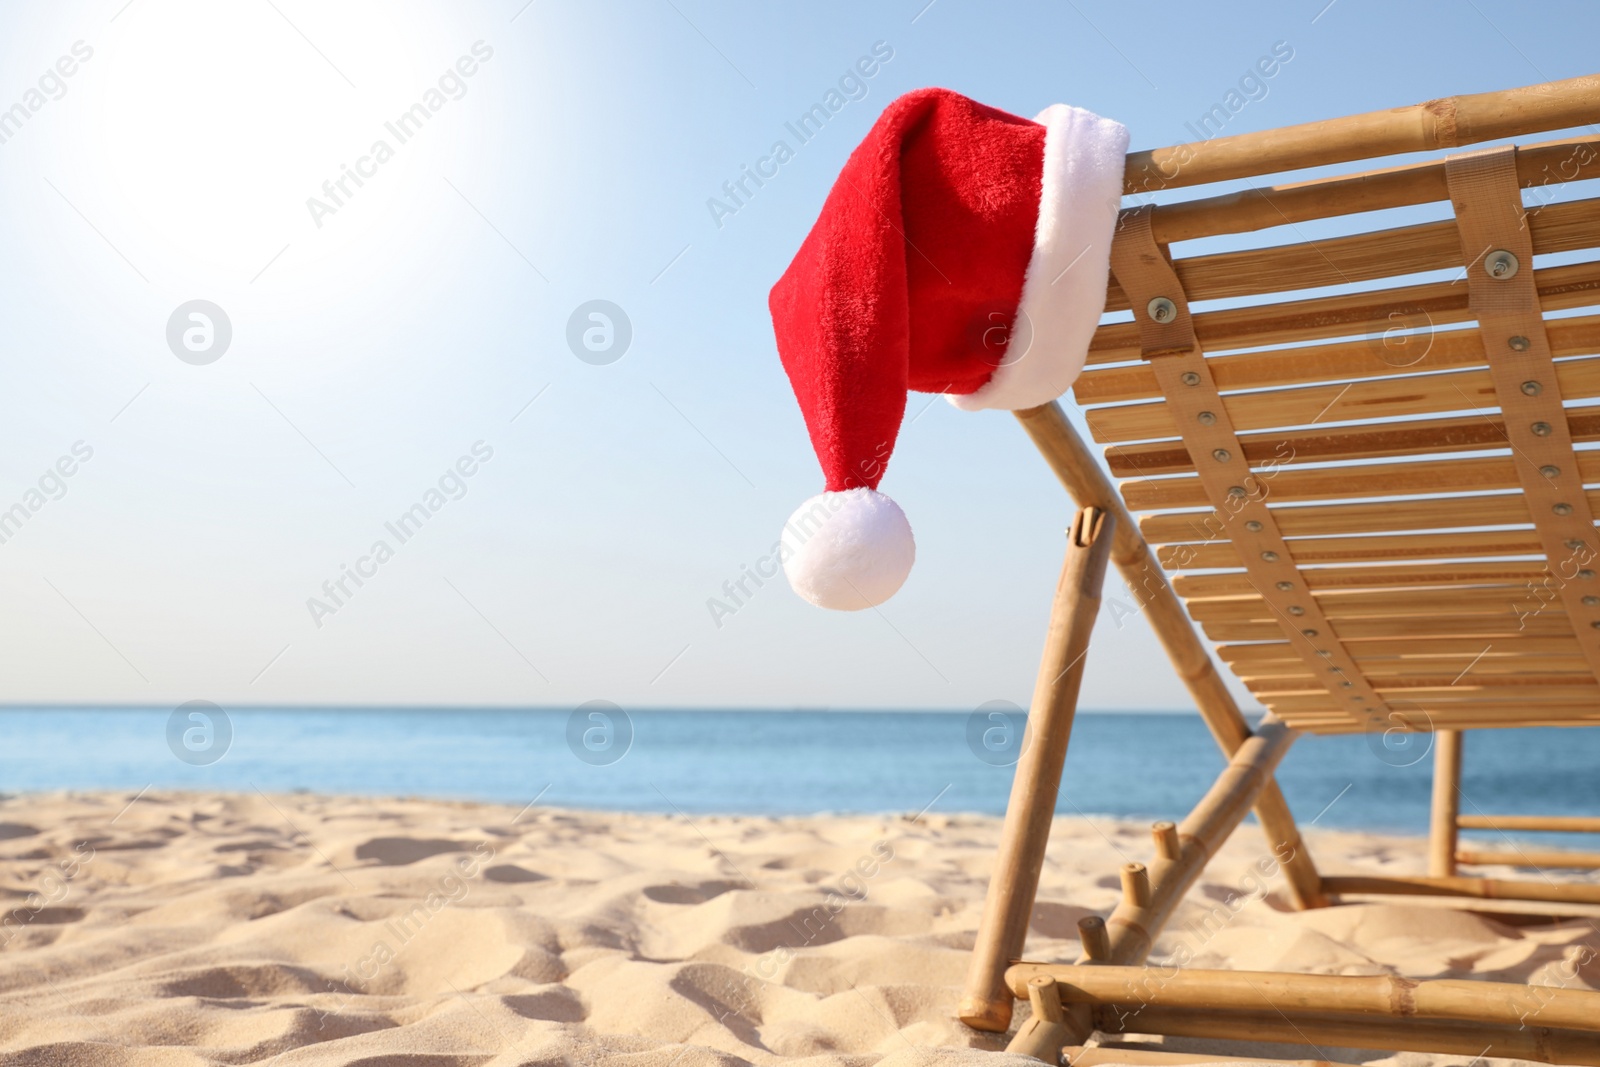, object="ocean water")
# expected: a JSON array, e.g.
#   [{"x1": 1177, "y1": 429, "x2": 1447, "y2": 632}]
[{"x1": 4, "y1": 708, "x2": 1599, "y2": 851}]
